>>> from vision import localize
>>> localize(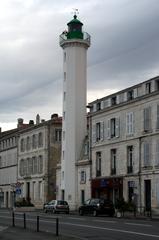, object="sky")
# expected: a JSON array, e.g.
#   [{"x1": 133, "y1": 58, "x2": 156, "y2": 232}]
[{"x1": 0, "y1": 0, "x2": 159, "y2": 131}]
